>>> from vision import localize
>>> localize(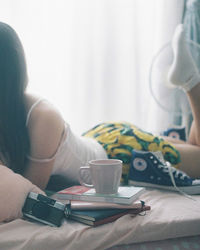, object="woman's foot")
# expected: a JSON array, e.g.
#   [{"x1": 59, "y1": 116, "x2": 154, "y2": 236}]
[{"x1": 167, "y1": 24, "x2": 200, "y2": 92}]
